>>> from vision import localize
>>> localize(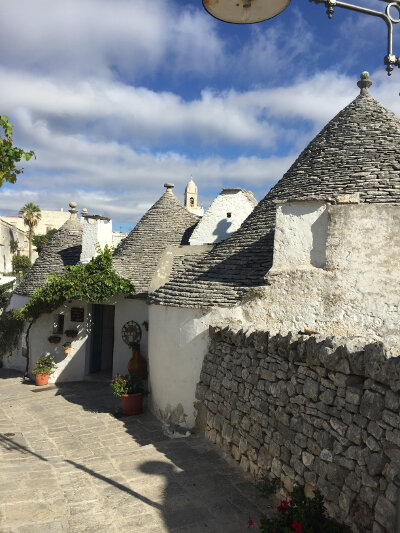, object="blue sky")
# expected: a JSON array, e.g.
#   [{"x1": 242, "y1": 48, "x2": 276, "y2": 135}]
[{"x1": 1, "y1": 0, "x2": 400, "y2": 233}]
